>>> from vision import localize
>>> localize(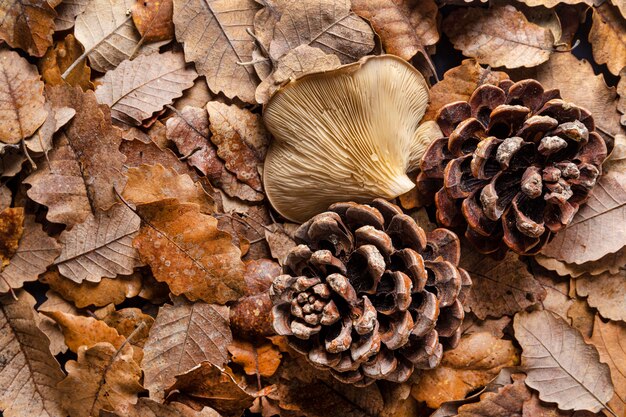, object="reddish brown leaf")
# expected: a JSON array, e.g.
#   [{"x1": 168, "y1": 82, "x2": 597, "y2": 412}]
[
  {"x1": 590, "y1": 3, "x2": 626, "y2": 76},
  {"x1": 39, "y1": 34, "x2": 94, "y2": 91},
  {"x1": 456, "y1": 373, "x2": 531, "y2": 417},
  {"x1": 0, "y1": 0, "x2": 55, "y2": 56},
  {"x1": 0, "y1": 207, "x2": 24, "y2": 268},
  {"x1": 228, "y1": 339, "x2": 282, "y2": 377},
  {"x1": 131, "y1": 0, "x2": 174, "y2": 42}
]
